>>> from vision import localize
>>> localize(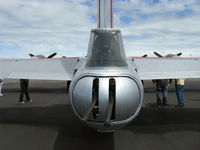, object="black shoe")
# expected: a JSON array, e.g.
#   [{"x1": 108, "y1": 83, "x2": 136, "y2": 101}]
[
  {"x1": 162, "y1": 98, "x2": 167, "y2": 106},
  {"x1": 157, "y1": 100, "x2": 161, "y2": 106},
  {"x1": 175, "y1": 104, "x2": 184, "y2": 107},
  {"x1": 156, "y1": 103, "x2": 162, "y2": 107},
  {"x1": 162, "y1": 103, "x2": 170, "y2": 106}
]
